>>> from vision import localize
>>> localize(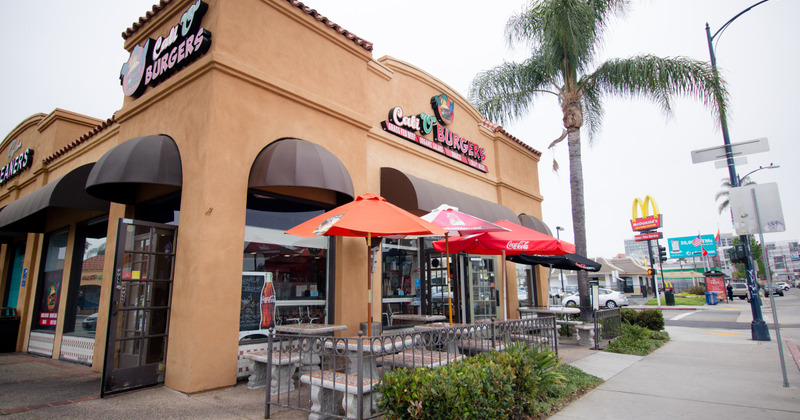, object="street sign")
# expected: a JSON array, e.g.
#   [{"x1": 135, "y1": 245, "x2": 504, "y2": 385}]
[
  {"x1": 690, "y1": 138, "x2": 768, "y2": 164},
  {"x1": 729, "y1": 182, "x2": 786, "y2": 235},
  {"x1": 714, "y1": 157, "x2": 747, "y2": 169},
  {"x1": 635, "y1": 232, "x2": 662, "y2": 242}
]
